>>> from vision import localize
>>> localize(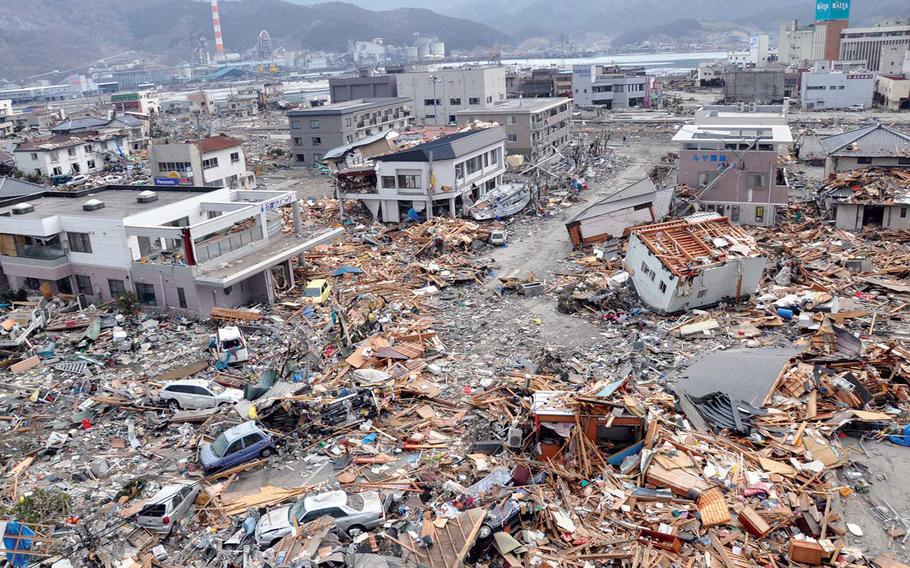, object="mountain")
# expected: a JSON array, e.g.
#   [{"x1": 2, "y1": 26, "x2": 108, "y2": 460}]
[
  {"x1": 444, "y1": 0, "x2": 908, "y2": 39},
  {"x1": 0, "y1": 0, "x2": 509, "y2": 80}
]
